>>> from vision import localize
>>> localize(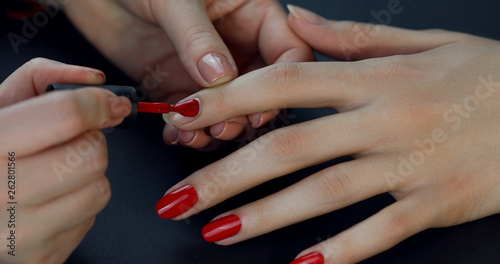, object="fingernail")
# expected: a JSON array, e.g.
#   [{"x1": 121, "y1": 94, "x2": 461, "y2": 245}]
[
  {"x1": 84, "y1": 67, "x2": 106, "y2": 83},
  {"x1": 172, "y1": 99, "x2": 200, "y2": 117},
  {"x1": 249, "y1": 110, "x2": 276, "y2": 128},
  {"x1": 202, "y1": 214, "x2": 242, "y2": 243},
  {"x1": 156, "y1": 185, "x2": 198, "y2": 219},
  {"x1": 109, "y1": 96, "x2": 132, "y2": 119},
  {"x1": 180, "y1": 130, "x2": 196, "y2": 144},
  {"x1": 164, "y1": 124, "x2": 179, "y2": 144},
  {"x1": 168, "y1": 99, "x2": 201, "y2": 126},
  {"x1": 290, "y1": 252, "x2": 325, "y2": 264},
  {"x1": 210, "y1": 122, "x2": 245, "y2": 140},
  {"x1": 287, "y1": 5, "x2": 326, "y2": 25},
  {"x1": 198, "y1": 53, "x2": 236, "y2": 85}
]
